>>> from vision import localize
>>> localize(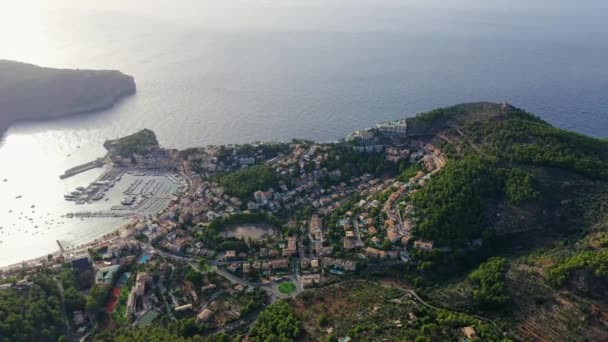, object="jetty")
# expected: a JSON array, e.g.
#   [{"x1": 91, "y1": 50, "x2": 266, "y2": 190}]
[{"x1": 60, "y1": 158, "x2": 105, "y2": 179}]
